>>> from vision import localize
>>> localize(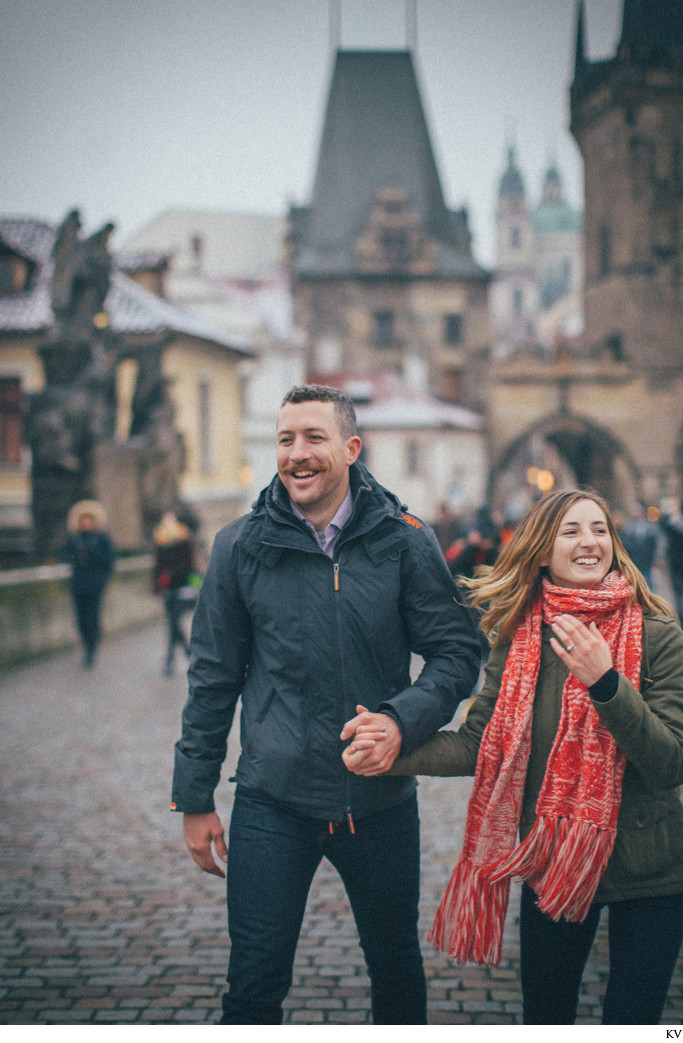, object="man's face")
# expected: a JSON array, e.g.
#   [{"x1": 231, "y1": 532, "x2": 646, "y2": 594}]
[{"x1": 276, "y1": 399, "x2": 361, "y2": 528}]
